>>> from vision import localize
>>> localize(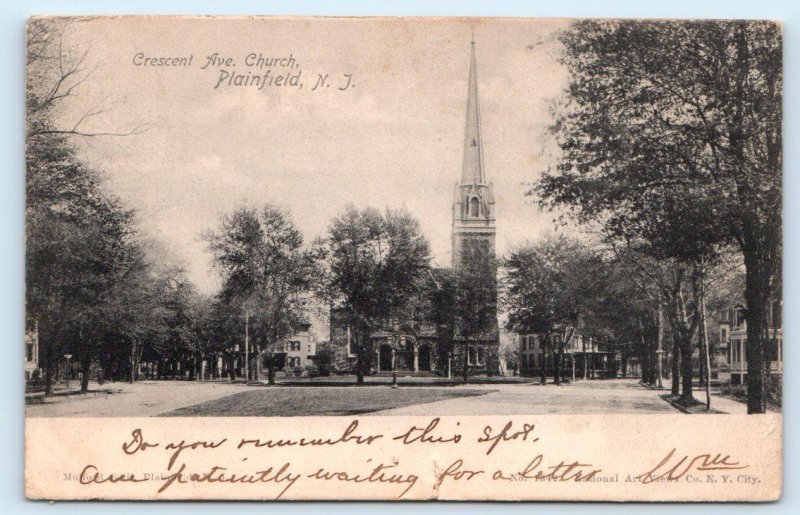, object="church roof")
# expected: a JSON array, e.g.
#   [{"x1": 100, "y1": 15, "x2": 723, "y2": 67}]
[{"x1": 461, "y1": 38, "x2": 486, "y2": 185}]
